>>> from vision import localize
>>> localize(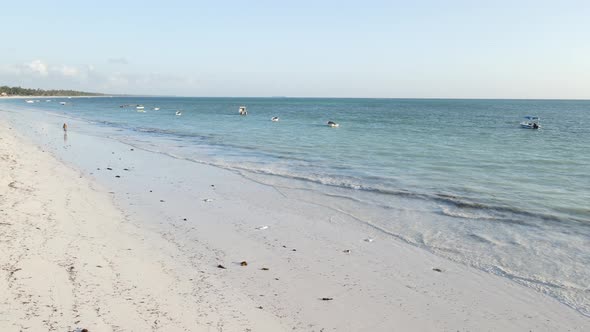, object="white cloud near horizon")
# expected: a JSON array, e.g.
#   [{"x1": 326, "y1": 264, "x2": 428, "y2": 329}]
[
  {"x1": 1, "y1": 60, "x2": 87, "y2": 80},
  {"x1": 27, "y1": 60, "x2": 49, "y2": 76},
  {"x1": 0, "y1": 60, "x2": 200, "y2": 95},
  {"x1": 107, "y1": 57, "x2": 129, "y2": 65},
  {"x1": 57, "y1": 65, "x2": 80, "y2": 77}
]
